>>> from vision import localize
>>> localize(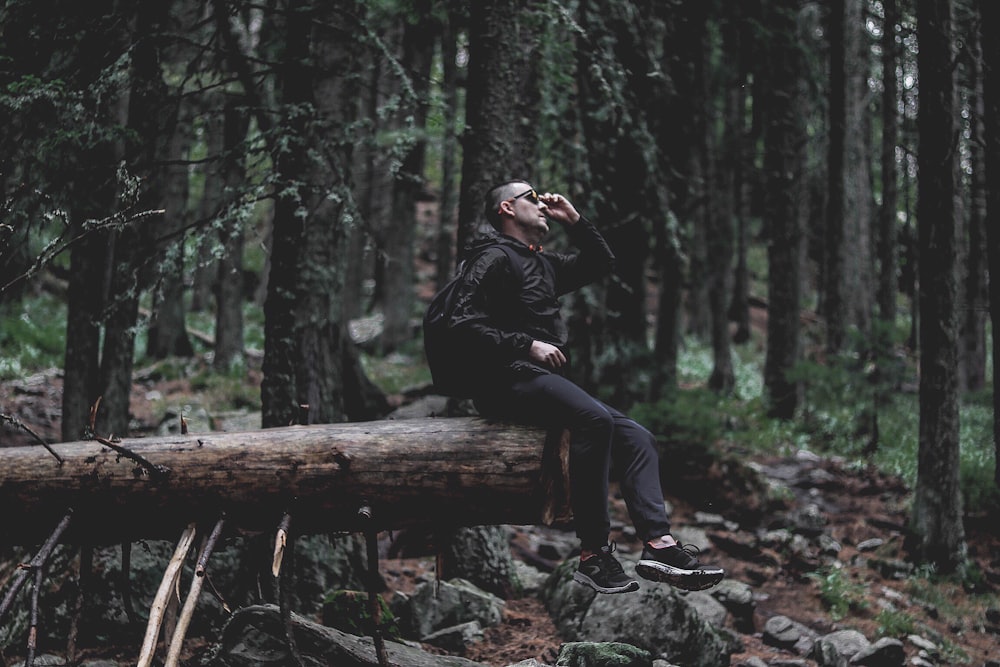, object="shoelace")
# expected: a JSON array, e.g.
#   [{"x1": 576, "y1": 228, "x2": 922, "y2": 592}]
[
  {"x1": 674, "y1": 542, "x2": 702, "y2": 566},
  {"x1": 599, "y1": 541, "x2": 626, "y2": 573}
]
